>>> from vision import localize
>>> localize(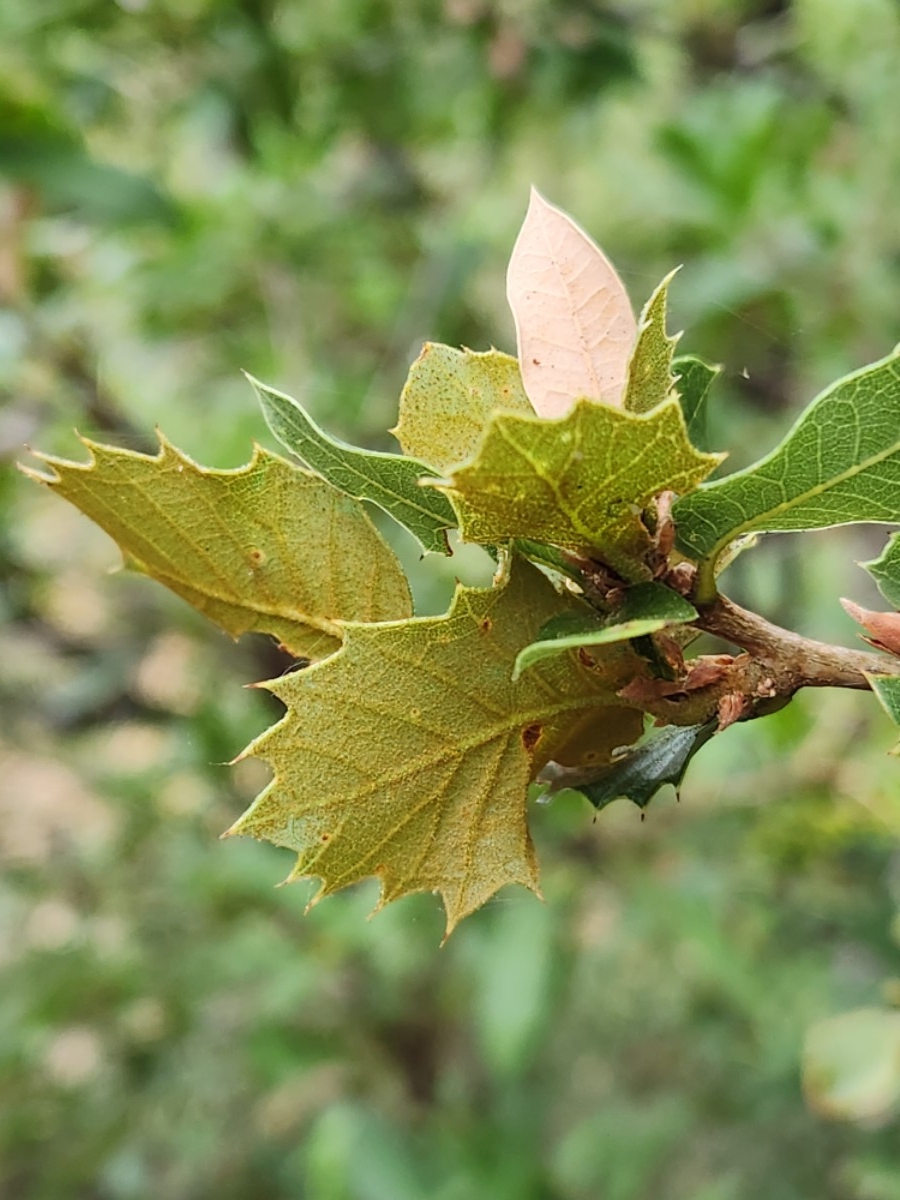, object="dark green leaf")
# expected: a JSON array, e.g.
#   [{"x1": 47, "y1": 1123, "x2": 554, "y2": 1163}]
[
  {"x1": 249, "y1": 375, "x2": 457, "y2": 554},
  {"x1": 673, "y1": 355, "x2": 720, "y2": 451},
  {"x1": 577, "y1": 722, "x2": 718, "y2": 811}
]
